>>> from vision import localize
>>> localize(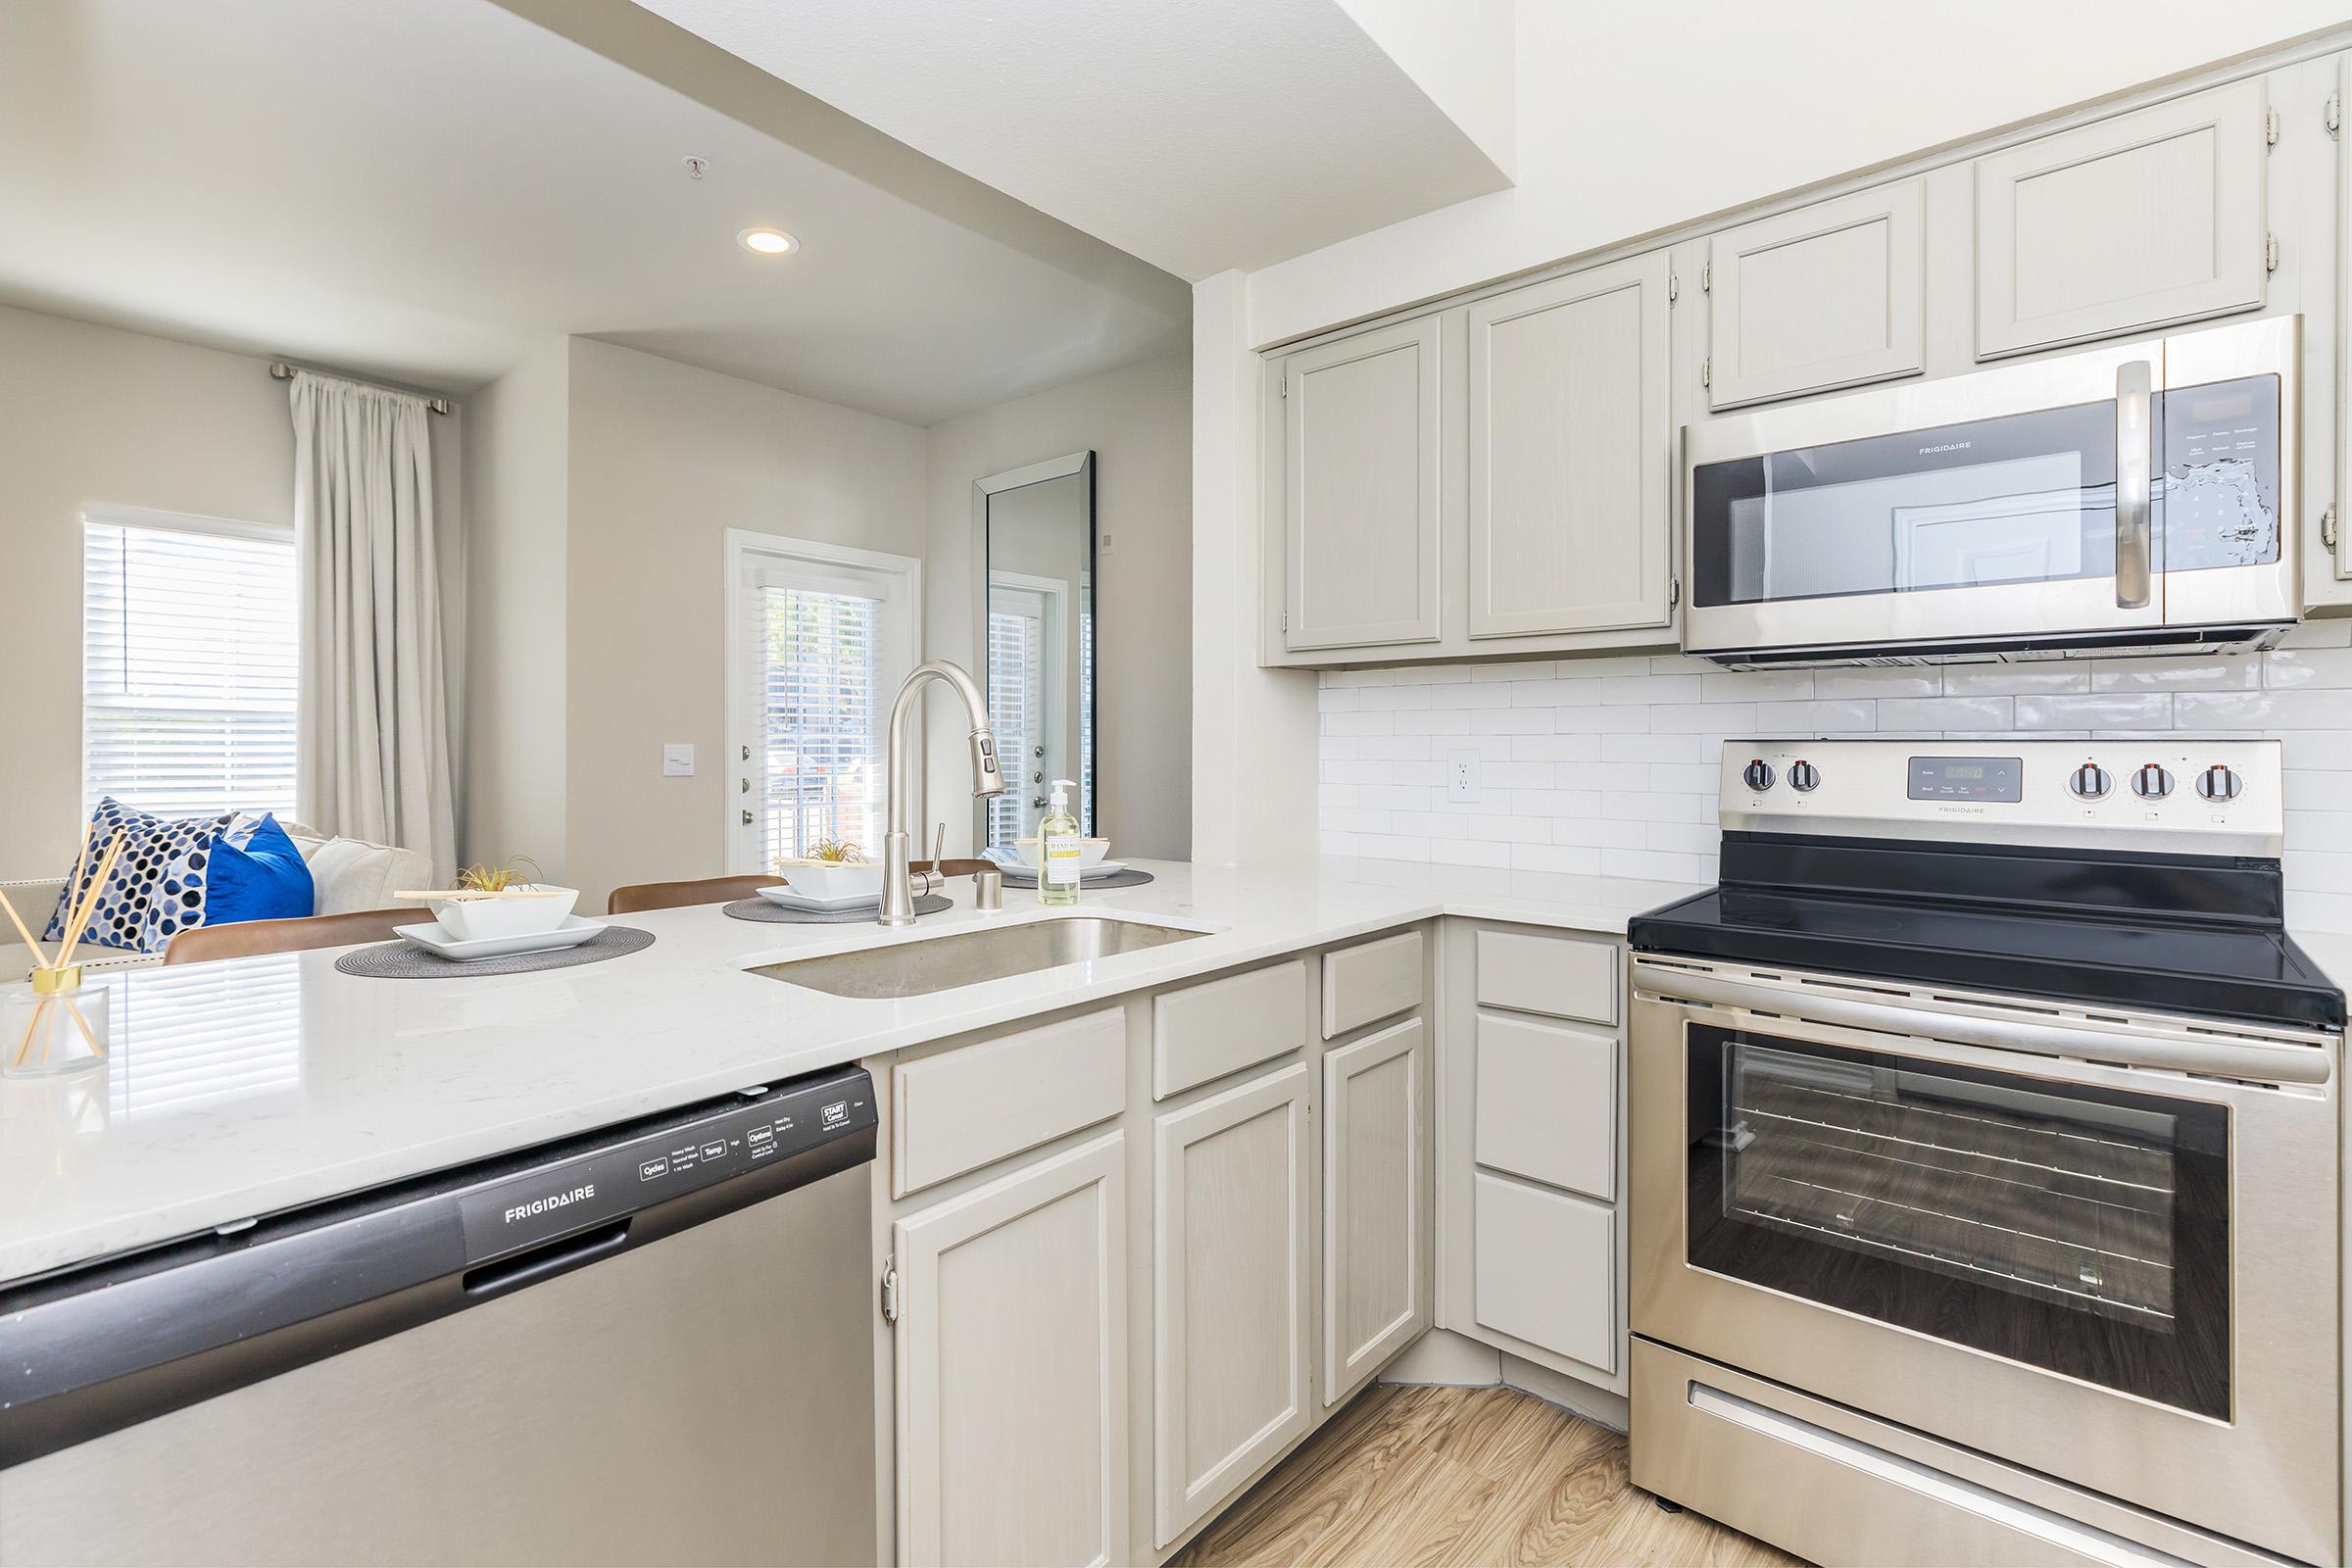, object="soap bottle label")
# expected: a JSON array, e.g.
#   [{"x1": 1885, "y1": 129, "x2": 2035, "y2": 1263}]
[{"x1": 1044, "y1": 835, "x2": 1080, "y2": 888}]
